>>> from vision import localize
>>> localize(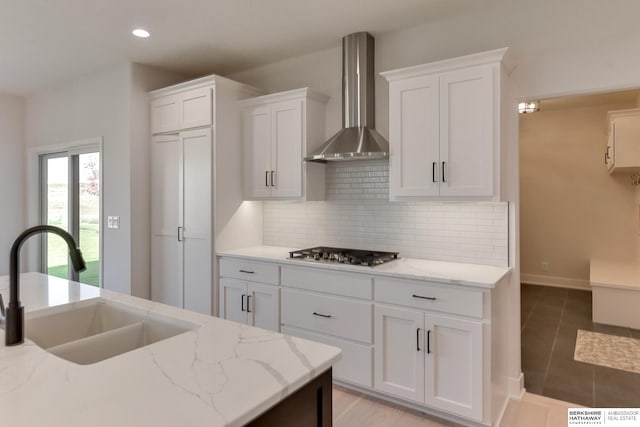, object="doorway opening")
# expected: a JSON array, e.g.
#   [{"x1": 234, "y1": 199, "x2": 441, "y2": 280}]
[
  {"x1": 40, "y1": 148, "x2": 101, "y2": 286},
  {"x1": 519, "y1": 89, "x2": 640, "y2": 406}
]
